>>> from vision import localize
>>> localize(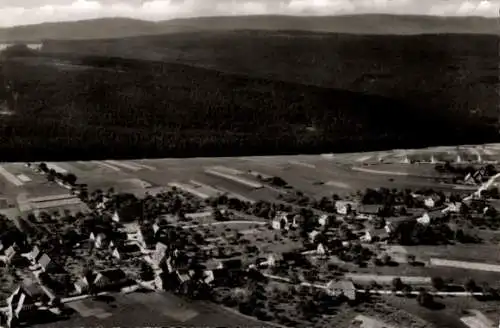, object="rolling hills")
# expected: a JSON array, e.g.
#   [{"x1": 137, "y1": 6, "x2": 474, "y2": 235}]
[
  {"x1": 42, "y1": 31, "x2": 500, "y2": 119},
  {"x1": 0, "y1": 14, "x2": 499, "y2": 42}
]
